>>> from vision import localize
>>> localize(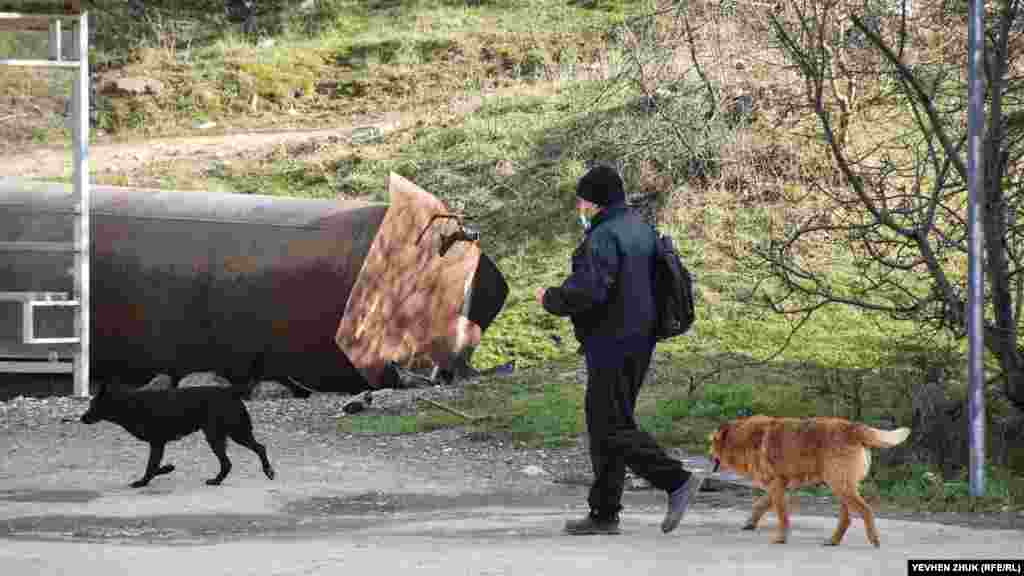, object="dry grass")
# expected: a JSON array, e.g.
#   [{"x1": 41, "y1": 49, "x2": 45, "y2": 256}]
[
  {"x1": 1, "y1": 1, "x2": 626, "y2": 145},
  {"x1": 0, "y1": 67, "x2": 71, "y2": 154}
]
